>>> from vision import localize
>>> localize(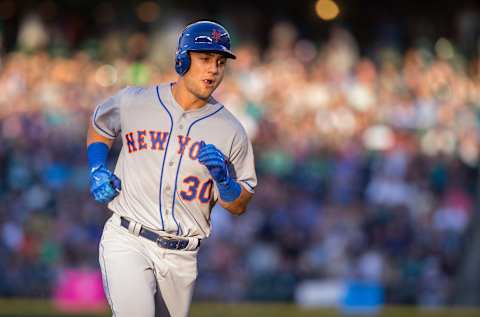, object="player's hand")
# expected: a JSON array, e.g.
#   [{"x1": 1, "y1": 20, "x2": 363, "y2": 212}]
[
  {"x1": 198, "y1": 142, "x2": 229, "y2": 184},
  {"x1": 89, "y1": 164, "x2": 121, "y2": 204}
]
